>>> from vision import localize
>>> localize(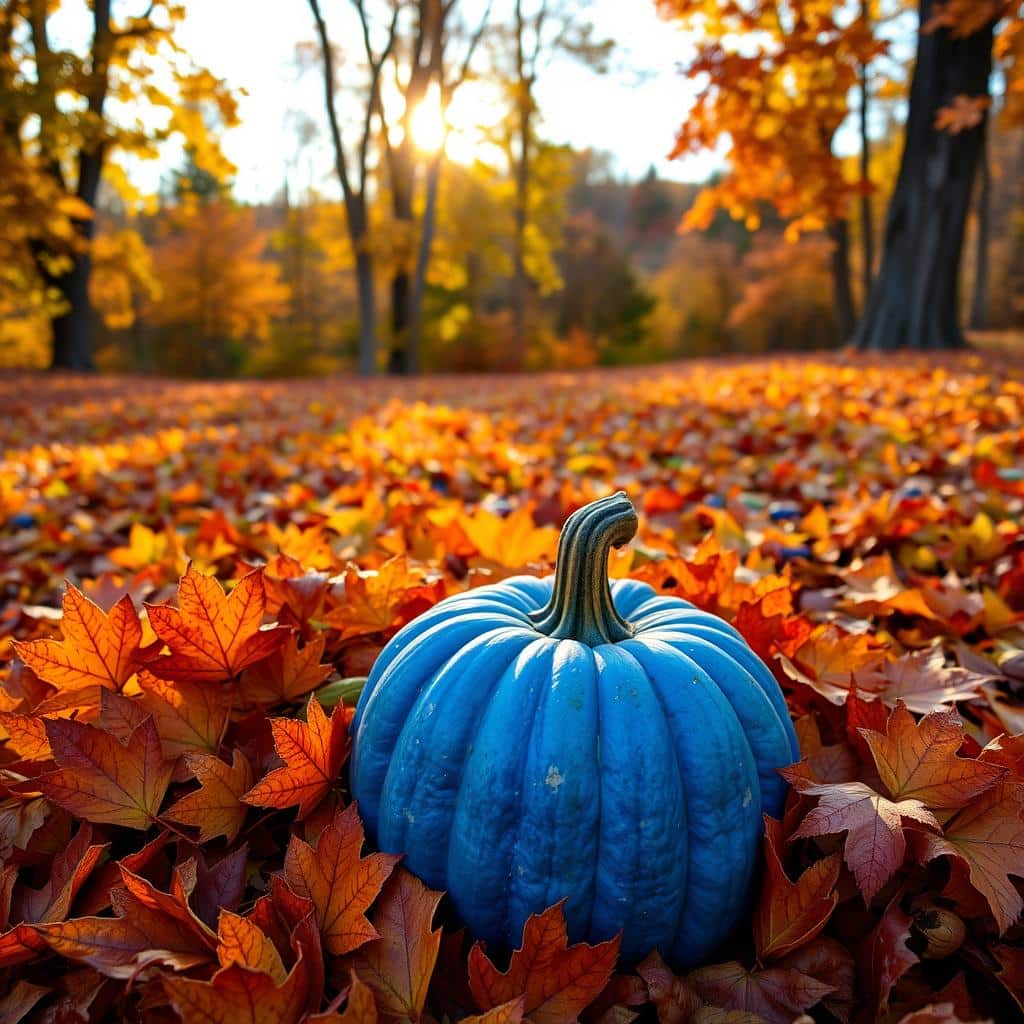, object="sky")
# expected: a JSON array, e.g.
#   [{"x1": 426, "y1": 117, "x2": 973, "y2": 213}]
[{"x1": 169, "y1": 0, "x2": 714, "y2": 203}]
